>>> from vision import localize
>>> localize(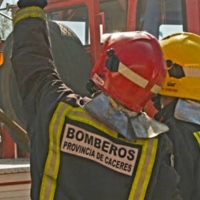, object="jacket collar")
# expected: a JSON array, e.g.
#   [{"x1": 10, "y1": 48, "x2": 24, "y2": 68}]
[{"x1": 84, "y1": 93, "x2": 169, "y2": 141}]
